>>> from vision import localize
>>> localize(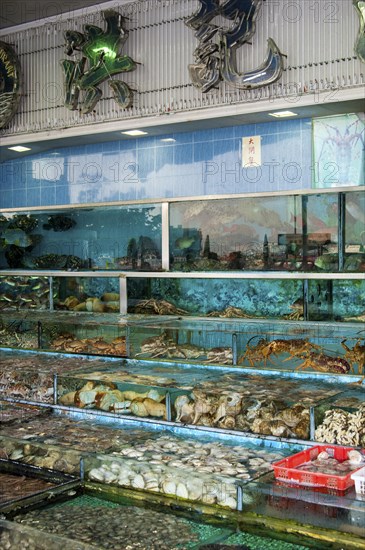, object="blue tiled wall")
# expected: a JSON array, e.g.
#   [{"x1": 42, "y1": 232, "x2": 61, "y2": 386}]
[{"x1": 0, "y1": 118, "x2": 312, "y2": 208}]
